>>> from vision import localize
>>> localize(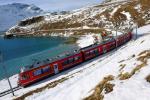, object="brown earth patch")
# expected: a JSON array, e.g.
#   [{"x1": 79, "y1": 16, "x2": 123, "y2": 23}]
[
  {"x1": 13, "y1": 77, "x2": 69, "y2": 100},
  {"x1": 84, "y1": 75, "x2": 115, "y2": 100},
  {"x1": 145, "y1": 74, "x2": 150, "y2": 83},
  {"x1": 118, "y1": 60, "x2": 125, "y2": 63},
  {"x1": 139, "y1": 0, "x2": 150, "y2": 11},
  {"x1": 119, "y1": 50, "x2": 150, "y2": 80},
  {"x1": 119, "y1": 64, "x2": 126, "y2": 72}
]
